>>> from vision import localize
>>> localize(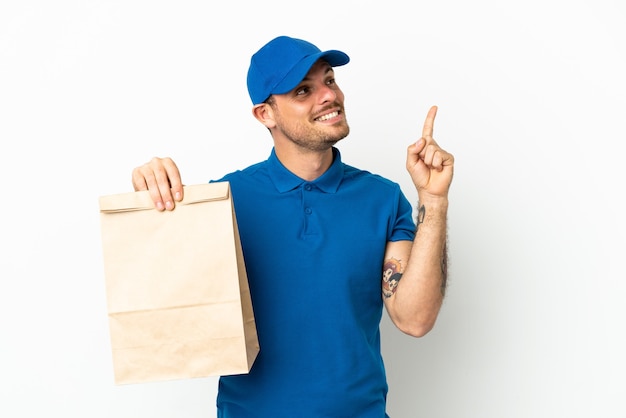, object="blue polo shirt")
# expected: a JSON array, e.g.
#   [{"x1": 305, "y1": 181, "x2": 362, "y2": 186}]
[{"x1": 214, "y1": 147, "x2": 415, "y2": 417}]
